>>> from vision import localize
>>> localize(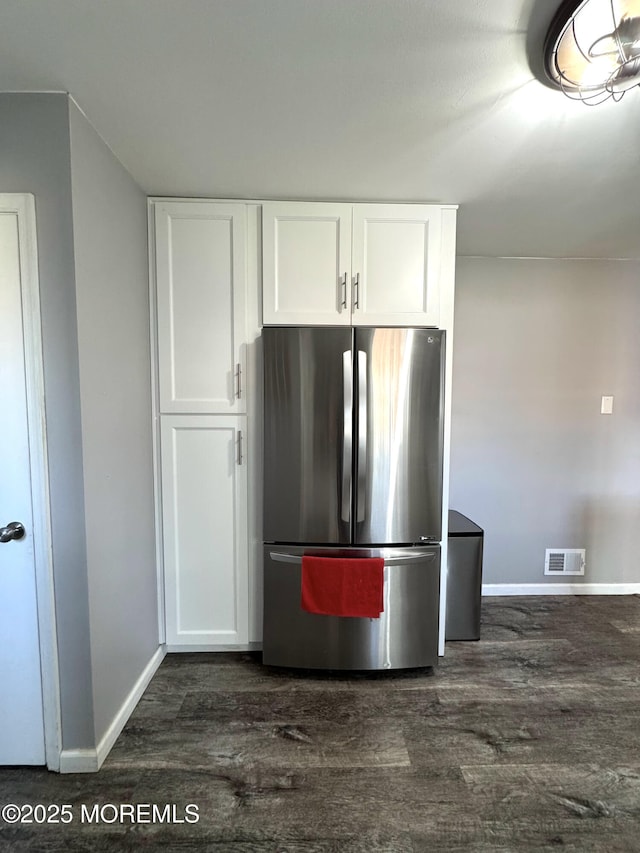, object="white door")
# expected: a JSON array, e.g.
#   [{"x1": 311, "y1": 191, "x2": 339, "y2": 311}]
[
  {"x1": 160, "y1": 415, "x2": 249, "y2": 647},
  {"x1": 351, "y1": 204, "x2": 443, "y2": 327},
  {"x1": 0, "y1": 197, "x2": 46, "y2": 764},
  {"x1": 262, "y1": 202, "x2": 352, "y2": 325}
]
